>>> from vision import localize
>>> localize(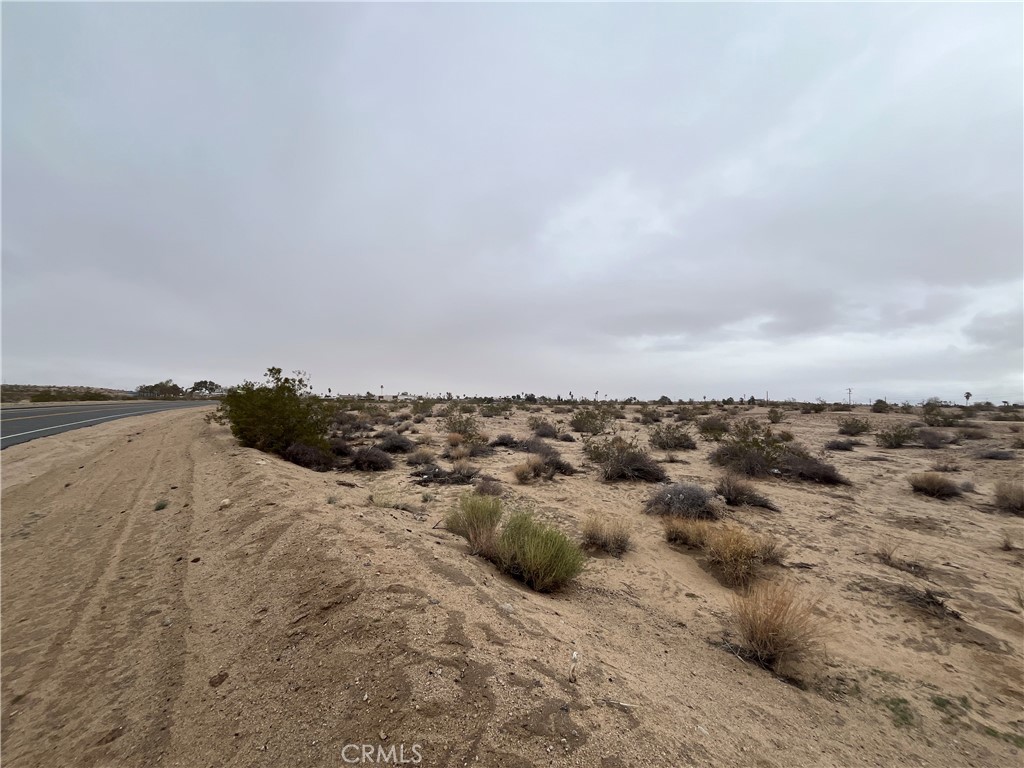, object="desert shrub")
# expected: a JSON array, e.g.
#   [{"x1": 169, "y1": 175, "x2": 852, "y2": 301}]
[
  {"x1": 664, "y1": 518, "x2": 714, "y2": 548},
  {"x1": 512, "y1": 455, "x2": 547, "y2": 484},
  {"x1": 871, "y1": 399, "x2": 891, "y2": 413},
  {"x1": 929, "y1": 459, "x2": 960, "y2": 472},
  {"x1": 442, "y1": 406, "x2": 481, "y2": 440},
  {"x1": 916, "y1": 429, "x2": 950, "y2": 450},
  {"x1": 215, "y1": 367, "x2": 331, "y2": 455},
  {"x1": 494, "y1": 512, "x2": 586, "y2": 592},
  {"x1": 447, "y1": 444, "x2": 471, "y2": 461},
  {"x1": 445, "y1": 493, "x2": 502, "y2": 556},
  {"x1": 587, "y1": 435, "x2": 668, "y2": 482},
  {"x1": 824, "y1": 439, "x2": 857, "y2": 451},
  {"x1": 956, "y1": 426, "x2": 989, "y2": 441},
  {"x1": 704, "y1": 525, "x2": 766, "y2": 587},
  {"x1": 767, "y1": 408, "x2": 785, "y2": 424},
  {"x1": 776, "y1": 430, "x2": 795, "y2": 442},
  {"x1": 411, "y1": 400, "x2": 435, "y2": 416},
  {"x1": 558, "y1": 433, "x2": 576, "y2": 443},
  {"x1": 581, "y1": 518, "x2": 633, "y2": 557},
  {"x1": 443, "y1": 440, "x2": 494, "y2": 460},
  {"x1": 516, "y1": 437, "x2": 575, "y2": 476},
  {"x1": 637, "y1": 405, "x2": 662, "y2": 424},
  {"x1": 351, "y1": 447, "x2": 394, "y2": 471},
  {"x1": 994, "y1": 481, "x2": 1024, "y2": 515},
  {"x1": 837, "y1": 416, "x2": 871, "y2": 436},
  {"x1": 908, "y1": 472, "x2": 961, "y2": 499},
  {"x1": 569, "y1": 407, "x2": 613, "y2": 434},
  {"x1": 528, "y1": 417, "x2": 558, "y2": 438},
  {"x1": 644, "y1": 483, "x2": 718, "y2": 519},
  {"x1": 328, "y1": 436, "x2": 353, "y2": 457},
  {"x1": 697, "y1": 415, "x2": 731, "y2": 441},
  {"x1": 777, "y1": 450, "x2": 849, "y2": 485},
  {"x1": 731, "y1": 580, "x2": 825, "y2": 671},
  {"x1": 649, "y1": 423, "x2": 697, "y2": 450},
  {"x1": 474, "y1": 477, "x2": 502, "y2": 496},
  {"x1": 406, "y1": 447, "x2": 435, "y2": 466},
  {"x1": 283, "y1": 442, "x2": 335, "y2": 471},
  {"x1": 876, "y1": 423, "x2": 916, "y2": 448},
  {"x1": 490, "y1": 433, "x2": 520, "y2": 448},
  {"x1": 450, "y1": 459, "x2": 480, "y2": 482},
  {"x1": 715, "y1": 474, "x2": 779, "y2": 511},
  {"x1": 978, "y1": 449, "x2": 1015, "y2": 460},
  {"x1": 376, "y1": 430, "x2": 415, "y2": 454}
]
